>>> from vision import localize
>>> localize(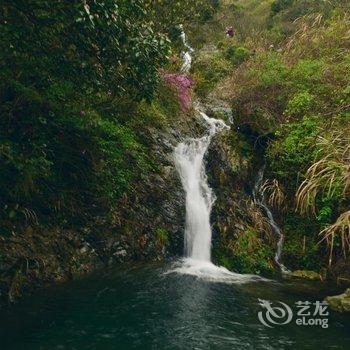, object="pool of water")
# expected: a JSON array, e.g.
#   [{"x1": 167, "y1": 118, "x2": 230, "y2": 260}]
[{"x1": 1, "y1": 261, "x2": 349, "y2": 349}]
